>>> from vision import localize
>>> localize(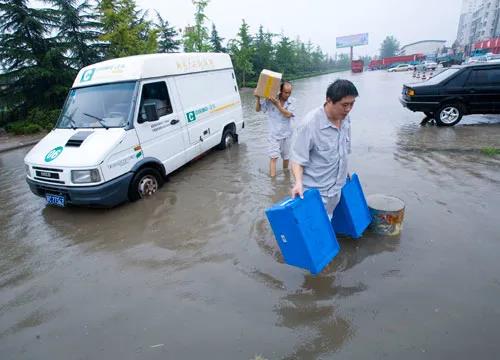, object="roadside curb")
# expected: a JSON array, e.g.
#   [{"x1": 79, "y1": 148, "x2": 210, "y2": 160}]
[{"x1": 0, "y1": 139, "x2": 41, "y2": 154}]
